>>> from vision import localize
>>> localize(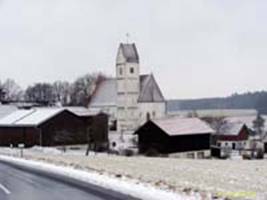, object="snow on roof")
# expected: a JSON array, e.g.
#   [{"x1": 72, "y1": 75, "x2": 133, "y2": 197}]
[
  {"x1": 0, "y1": 108, "x2": 65, "y2": 127},
  {"x1": 64, "y1": 106, "x2": 93, "y2": 117},
  {"x1": 151, "y1": 117, "x2": 215, "y2": 136},
  {"x1": 0, "y1": 105, "x2": 18, "y2": 119},
  {"x1": 89, "y1": 75, "x2": 165, "y2": 107},
  {"x1": 89, "y1": 79, "x2": 117, "y2": 107},
  {"x1": 218, "y1": 122, "x2": 245, "y2": 136}
]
